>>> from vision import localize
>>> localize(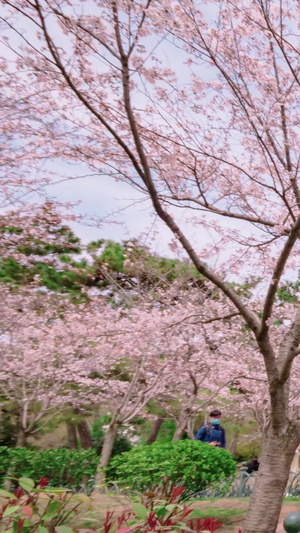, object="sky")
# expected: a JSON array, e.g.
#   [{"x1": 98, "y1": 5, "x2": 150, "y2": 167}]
[{"x1": 47, "y1": 169, "x2": 220, "y2": 260}]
